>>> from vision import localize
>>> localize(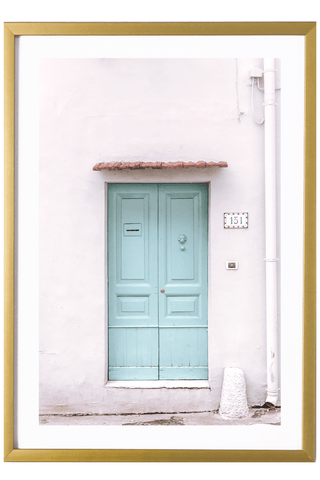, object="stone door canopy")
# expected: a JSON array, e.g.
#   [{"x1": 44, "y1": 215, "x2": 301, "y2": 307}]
[{"x1": 93, "y1": 160, "x2": 228, "y2": 171}]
